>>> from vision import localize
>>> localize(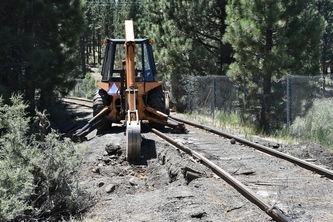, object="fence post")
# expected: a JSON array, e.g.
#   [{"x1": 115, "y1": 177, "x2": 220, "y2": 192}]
[
  {"x1": 187, "y1": 76, "x2": 191, "y2": 111},
  {"x1": 286, "y1": 74, "x2": 290, "y2": 130},
  {"x1": 211, "y1": 77, "x2": 216, "y2": 119},
  {"x1": 323, "y1": 74, "x2": 326, "y2": 93},
  {"x1": 243, "y1": 75, "x2": 246, "y2": 114}
]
